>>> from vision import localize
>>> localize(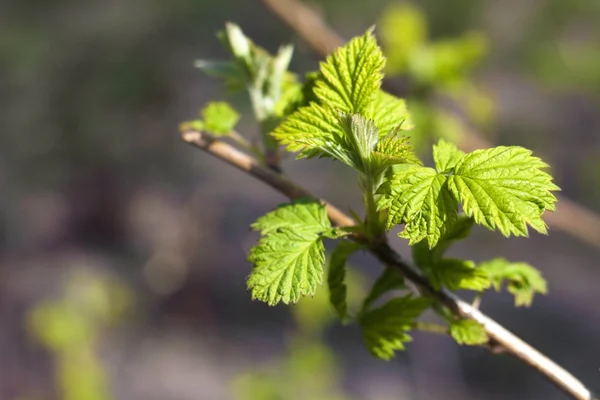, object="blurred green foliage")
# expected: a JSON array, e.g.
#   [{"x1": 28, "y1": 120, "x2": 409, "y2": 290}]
[
  {"x1": 27, "y1": 272, "x2": 132, "y2": 400},
  {"x1": 232, "y1": 264, "x2": 367, "y2": 400}
]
